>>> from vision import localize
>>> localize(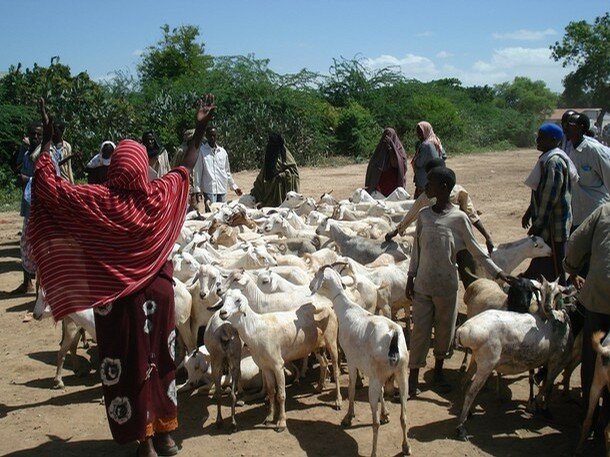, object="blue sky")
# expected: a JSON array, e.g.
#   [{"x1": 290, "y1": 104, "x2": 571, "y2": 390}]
[{"x1": 1, "y1": 0, "x2": 608, "y2": 92}]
